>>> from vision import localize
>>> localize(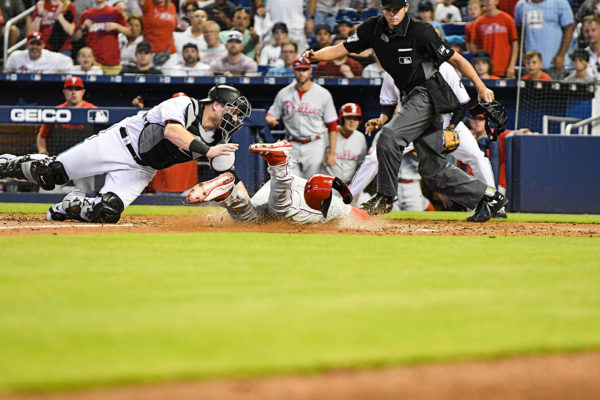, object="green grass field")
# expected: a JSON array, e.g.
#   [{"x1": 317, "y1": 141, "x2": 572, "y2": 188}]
[{"x1": 1, "y1": 206, "x2": 600, "y2": 393}]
